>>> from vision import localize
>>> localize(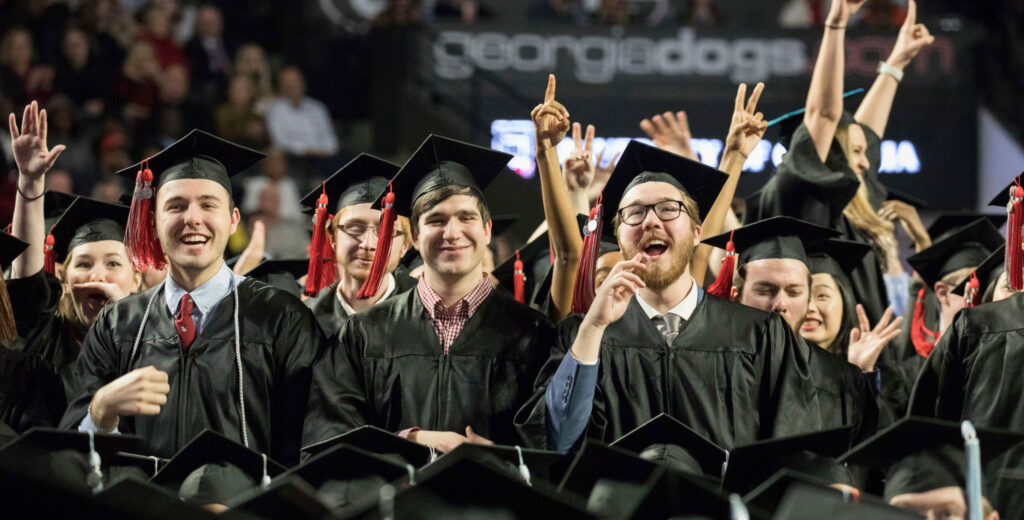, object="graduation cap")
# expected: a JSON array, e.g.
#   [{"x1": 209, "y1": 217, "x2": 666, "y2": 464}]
[
  {"x1": 300, "y1": 425, "x2": 433, "y2": 468},
  {"x1": 558, "y1": 440, "x2": 732, "y2": 519},
  {"x1": 115, "y1": 129, "x2": 265, "y2": 271},
  {"x1": 0, "y1": 427, "x2": 143, "y2": 494},
  {"x1": 721, "y1": 426, "x2": 856, "y2": 494},
  {"x1": 298, "y1": 153, "x2": 401, "y2": 215},
  {"x1": 839, "y1": 417, "x2": 1024, "y2": 500},
  {"x1": 742, "y1": 468, "x2": 856, "y2": 516},
  {"x1": 95, "y1": 476, "x2": 222, "y2": 519},
  {"x1": 907, "y1": 218, "x2": 1004, "y2": 288},
  {"x1": 0, "y1": 232, "x2": 28, "y2": 268},
  {"x1": 283, "y1": 443, "x2": 411, "y2": 514},
  {"x1": 48, "y1": 196, "x2": 130, "y2": 262},
  {"x1": 884, "y1": 186, "x2": 928, "y2": 209},
  {"x1": 772, "y1": 481, "x2": 922, "y2": 519},
  {"x1": 986, "y1": 172, "x2": 1024, "y2": 208},
  {"x1": 600, "y1": 140, "x2": 728, "y2": 222},
  {"x1": 767, "y1": 89, "x2": 866, "y2": 148},
  {"x1": 610, "y1": 413, "x2": 727, "y2": 480},
  {"x1": 242, "y1": 257, "x2": 309, "y2": 298},
  {"x1": 489, "y1": 213, "x2": 520, "y2": 237},
  {"x1": 225, "y1": 475, "x2": 337, "y2": 520},
  {"x1": 433, "y1": 443, "x2": 567, "y2": 488},
  {"x1": 150, "y1": 429, "x2": 285, "y2": 506},
  {"x1": 703, "y1": 216, "x2": 841, "y2": 268},
  {"x1": 43, "y1": 189, "x2": 77, "y2": 227},
  {"x1": 386, "y1": 134, "x2": 512, "y2": 218},
  {"x1": 926, "y1": 213, "x2": 1007, "y2": 243},
  {"x1": 806, "y1": 239, "x2": 873, "y2": 281},
  {"x1": 952, "y1": 244, "x2": 1005, "y2": 301}
]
